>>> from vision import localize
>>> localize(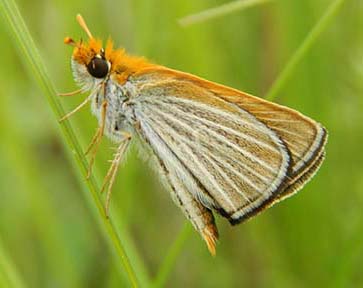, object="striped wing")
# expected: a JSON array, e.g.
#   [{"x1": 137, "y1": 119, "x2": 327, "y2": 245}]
[
  {"x1": 131, "y1": 71, "x2": 295, "y2": 223},
  {"x1": 186, "y1": 75, "x2": 328, "y2": 201},
  {"x1": 130, "y1": 68, "x2": 326, "y2": 224}
]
